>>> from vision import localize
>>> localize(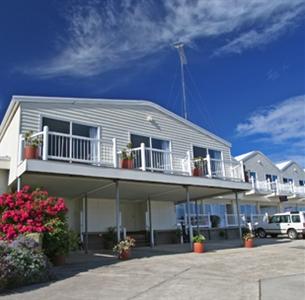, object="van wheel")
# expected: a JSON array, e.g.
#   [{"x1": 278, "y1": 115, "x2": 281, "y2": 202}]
[
  {"x1": 287, "y1": 229, "x2": 297, "y2": 240},
  {"x1": 257, "y1": 228, "x2": 266, "y2": 238}
]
